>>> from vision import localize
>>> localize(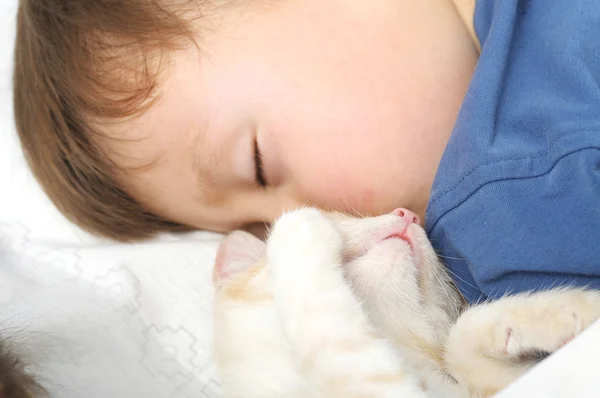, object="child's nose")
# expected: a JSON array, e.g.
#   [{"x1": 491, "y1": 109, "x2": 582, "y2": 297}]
[{"x1": 391, "y1": 207, "x2": 420, "y2": 225}]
